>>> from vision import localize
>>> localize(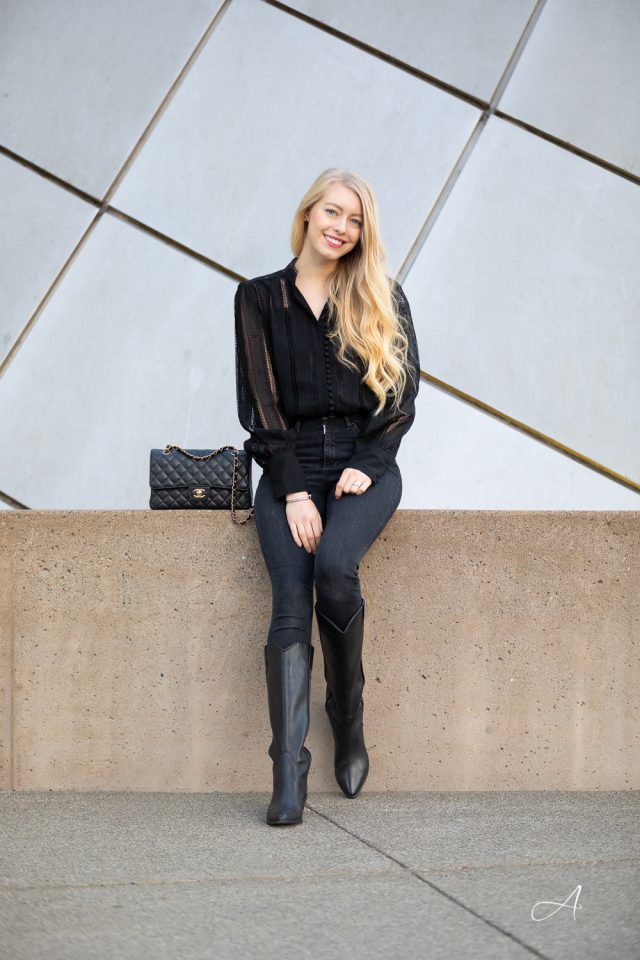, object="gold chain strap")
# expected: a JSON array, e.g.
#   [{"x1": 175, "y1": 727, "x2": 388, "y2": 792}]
[{"x1": 162, "y1": 444, "x2": 255, "y2": 525}]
